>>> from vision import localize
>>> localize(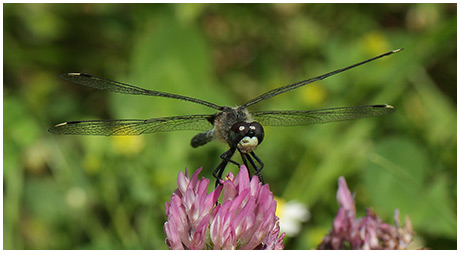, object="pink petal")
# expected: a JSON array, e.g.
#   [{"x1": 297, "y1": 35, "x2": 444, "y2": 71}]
[{"x1": 337, "y1": 176, "x2": 355, "y2": 211}]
